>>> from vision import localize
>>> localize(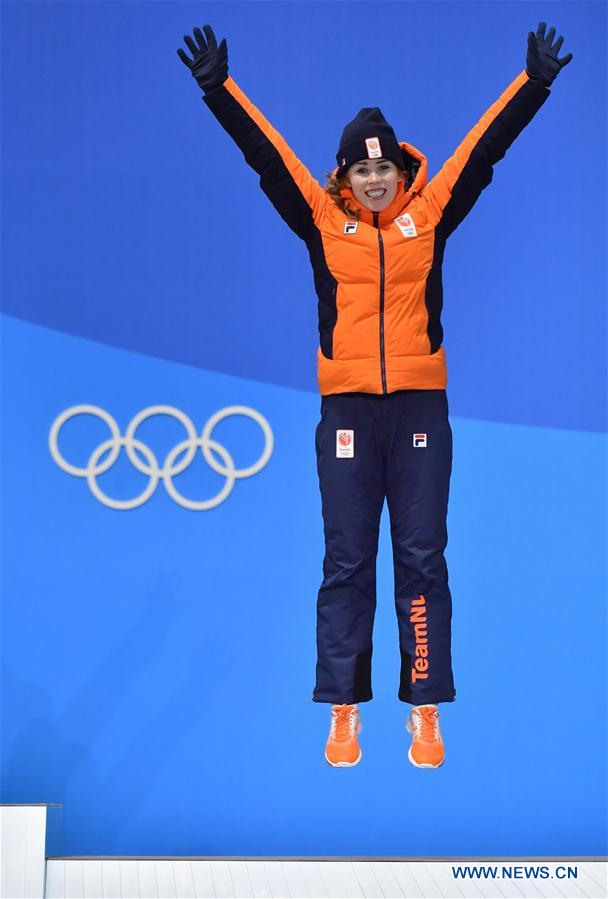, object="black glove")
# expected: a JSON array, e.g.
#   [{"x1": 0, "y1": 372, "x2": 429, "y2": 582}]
[
  {"x1": 177, "y1": 24, "x2": 228, "y2": 94},
  {"x1": 526, "y1": 21, "x2": 573, "y2": 87}
]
